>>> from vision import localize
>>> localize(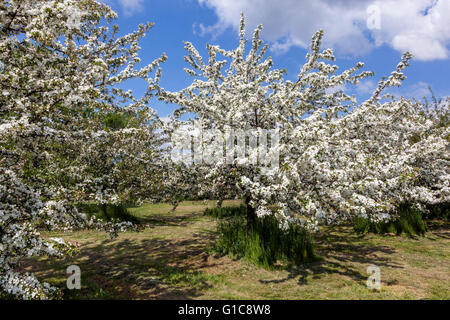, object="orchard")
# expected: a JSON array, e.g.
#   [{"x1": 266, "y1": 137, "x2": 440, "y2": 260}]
[{"x1": 0, "y1": 0, "x2": 448, "y2": 300}]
